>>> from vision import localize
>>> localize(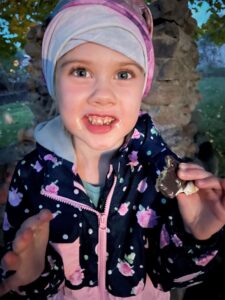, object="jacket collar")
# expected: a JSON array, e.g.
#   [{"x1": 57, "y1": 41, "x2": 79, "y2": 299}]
[{"x1": 34, "y1": 112, "x2": 167, "y2": 169}]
